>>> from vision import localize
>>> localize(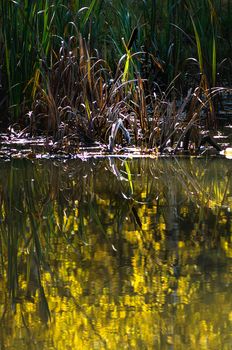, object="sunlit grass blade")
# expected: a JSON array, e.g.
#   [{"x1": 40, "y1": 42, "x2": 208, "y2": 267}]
[{"x1": 190, "y1": 15, "x2": 204, "y2": 75}]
